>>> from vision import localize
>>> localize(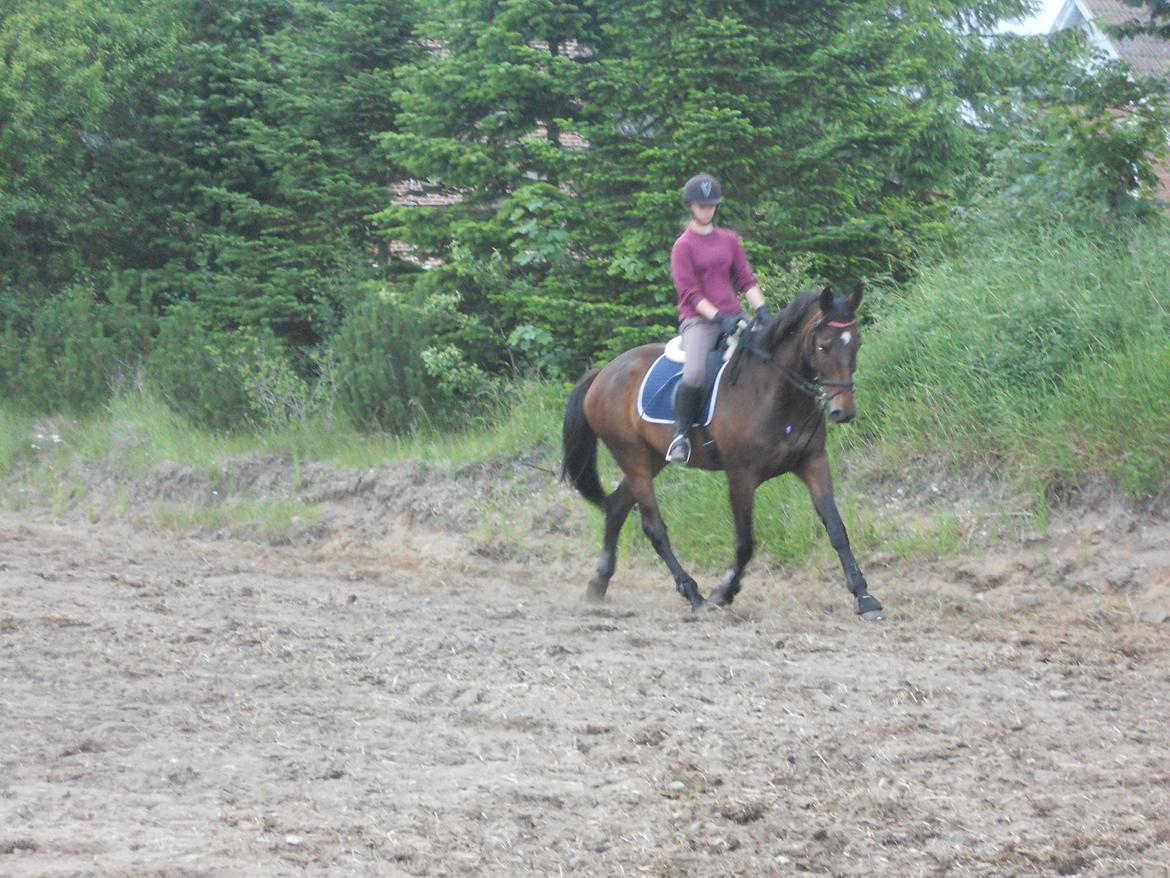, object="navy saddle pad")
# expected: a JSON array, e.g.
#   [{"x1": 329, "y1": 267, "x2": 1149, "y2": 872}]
[{"x1": 637, "y1": 354, "x2": 728, "y2": 426}]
